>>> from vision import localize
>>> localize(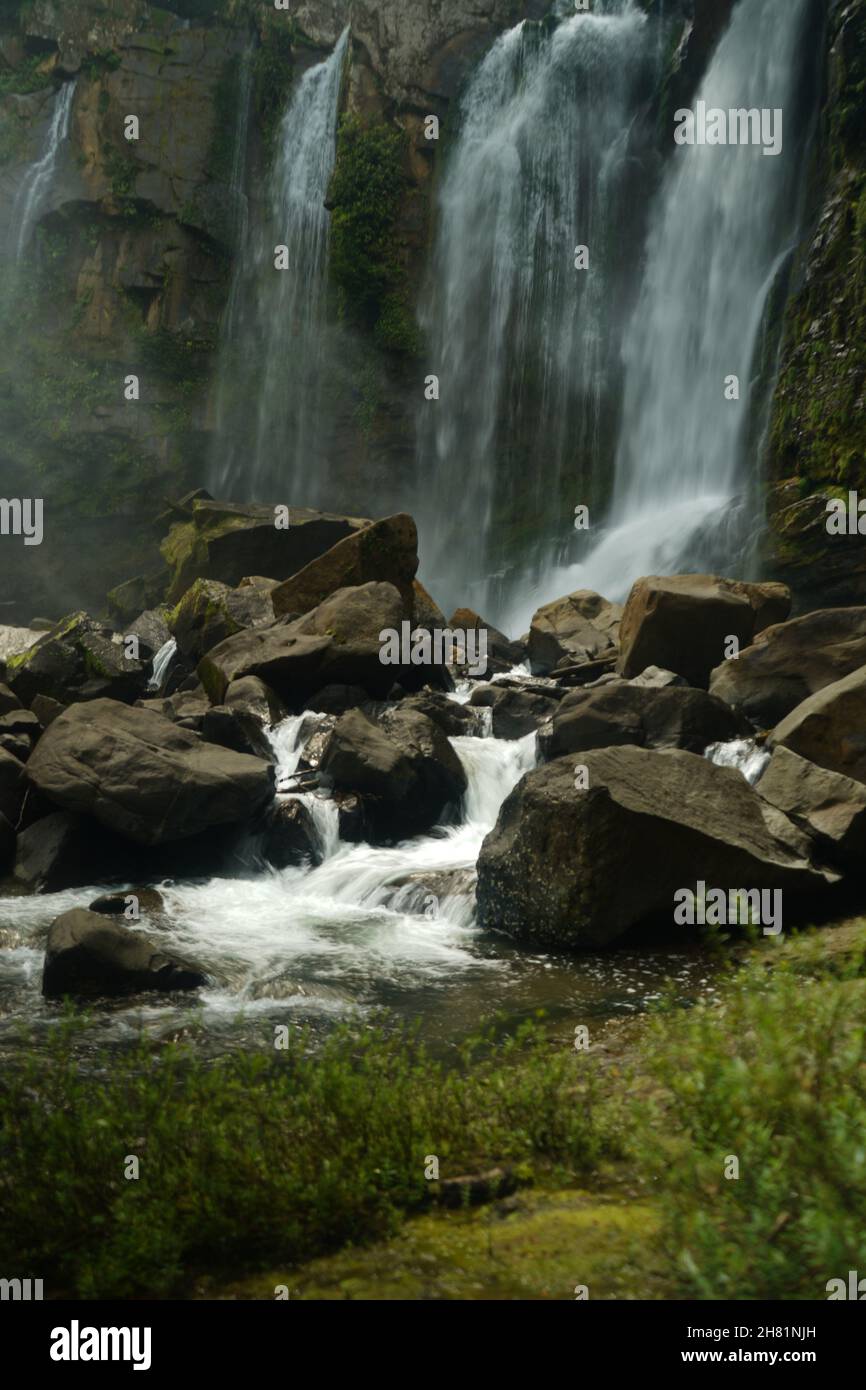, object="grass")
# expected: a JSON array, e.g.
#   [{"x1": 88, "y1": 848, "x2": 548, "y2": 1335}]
[
  {"x1": 2, "y1": 927, "x2": 865, "y2": 1300},
  {"x1": 0, "y1": 1016, "x2": 613, "y2": 1298}
]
